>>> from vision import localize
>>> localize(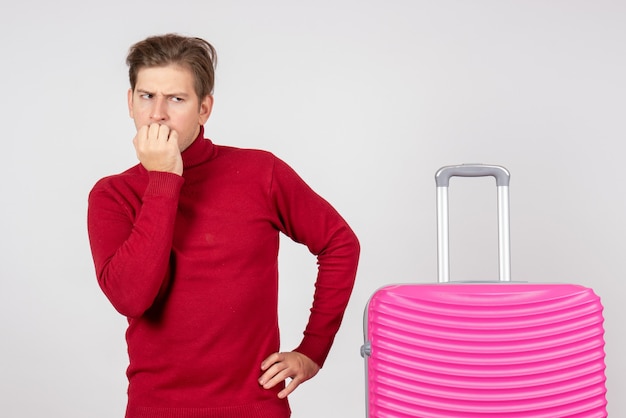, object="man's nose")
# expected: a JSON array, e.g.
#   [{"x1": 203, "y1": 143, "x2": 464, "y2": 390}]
[{"x1": 150, "y1": 97, "x2": 168, "y2": 121}]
